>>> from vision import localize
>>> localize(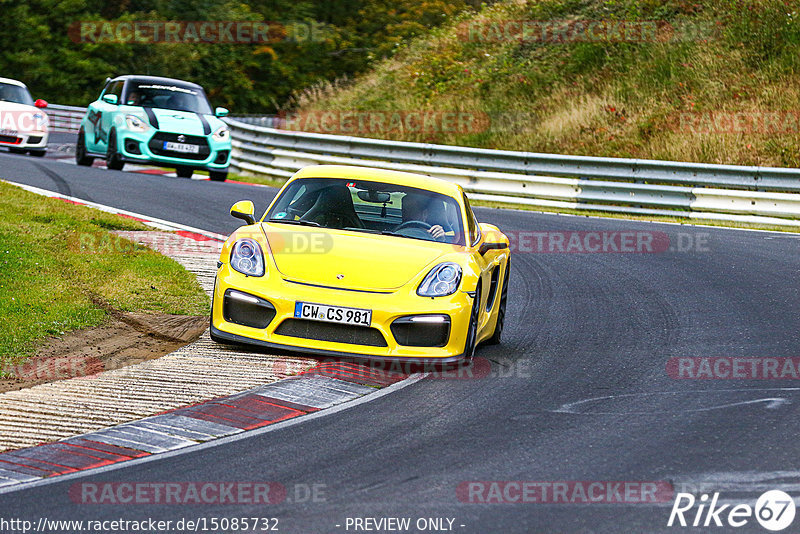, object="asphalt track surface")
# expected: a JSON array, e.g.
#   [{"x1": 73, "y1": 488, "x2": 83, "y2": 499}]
[{"x1": 1, "y1": 145, "x2": 800, "y2": 533}]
